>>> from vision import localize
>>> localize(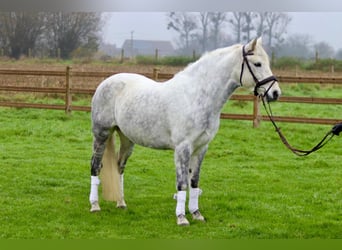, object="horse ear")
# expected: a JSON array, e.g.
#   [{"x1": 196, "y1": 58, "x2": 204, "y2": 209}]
[
  {"x1": 257, "y1": 37, "x2": 263, "y2": 46},
  {"x1": 246, "y1": 38, "x2": 258, "y2": 52}
]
